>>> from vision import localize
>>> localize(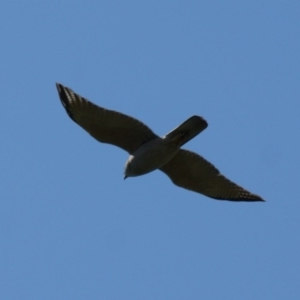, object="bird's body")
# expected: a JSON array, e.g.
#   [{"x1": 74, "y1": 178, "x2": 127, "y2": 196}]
[
  {"x1": 125, "y1": 116, "x2": 208, "y2": 178},
  {"x1": 56, "y1": 83, "x2": 264, "y2": 202},
  {"x1": 125, "y1": 137, "x2": 179, "y2": 177}
]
